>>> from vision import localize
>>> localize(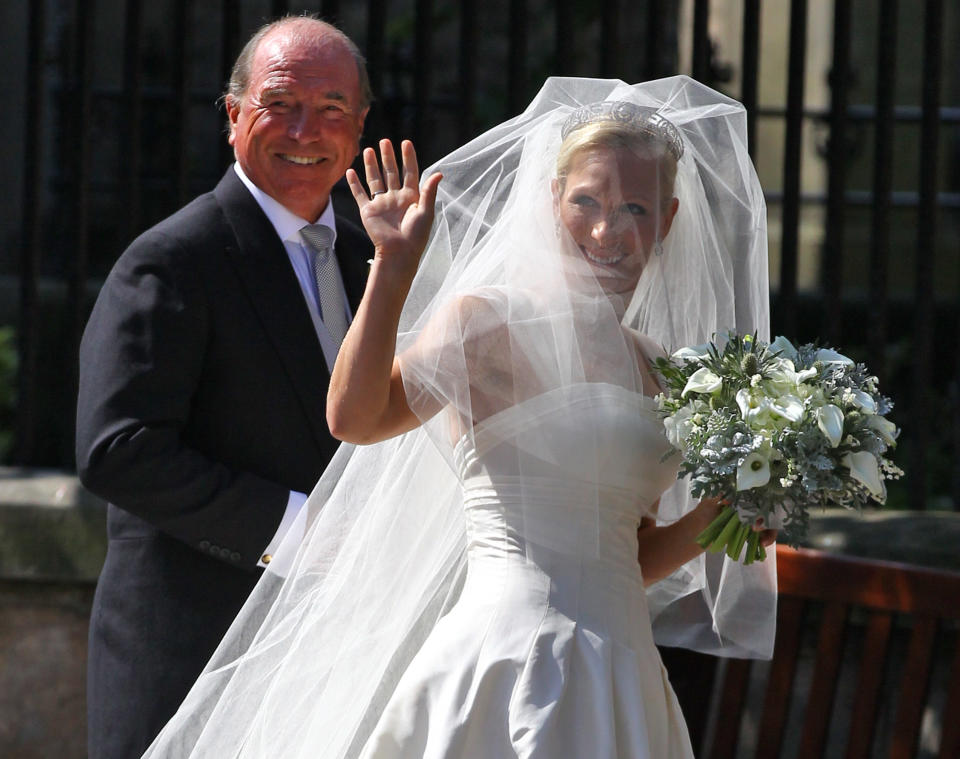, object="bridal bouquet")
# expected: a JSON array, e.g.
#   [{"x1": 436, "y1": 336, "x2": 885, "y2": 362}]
[{"x1": 653, "y1": 333, "x2": 901, "y2": 564}]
